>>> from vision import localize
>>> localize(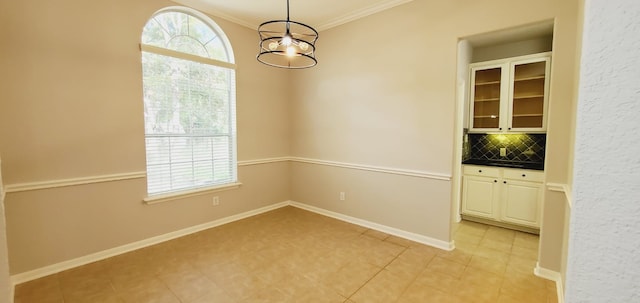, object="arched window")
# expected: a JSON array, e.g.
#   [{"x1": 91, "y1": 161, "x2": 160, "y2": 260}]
[{"x1": 141, "y1": 8, "x2": 236, "y2": 196}]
